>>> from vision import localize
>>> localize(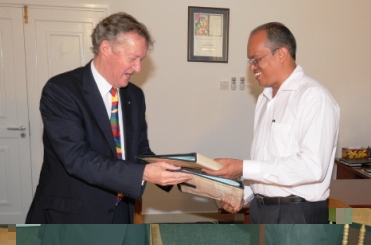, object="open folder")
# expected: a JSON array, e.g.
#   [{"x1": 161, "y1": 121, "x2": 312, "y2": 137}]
[
  {"x1": 138, "y1": 153, "x2": 249, "y2": 209},
  {"x1": 138, "y1": 152, "x2": 223, "y2": 170},
  {"x1": 172, "y1": 168, "x2": 246, "y2": 209}
]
